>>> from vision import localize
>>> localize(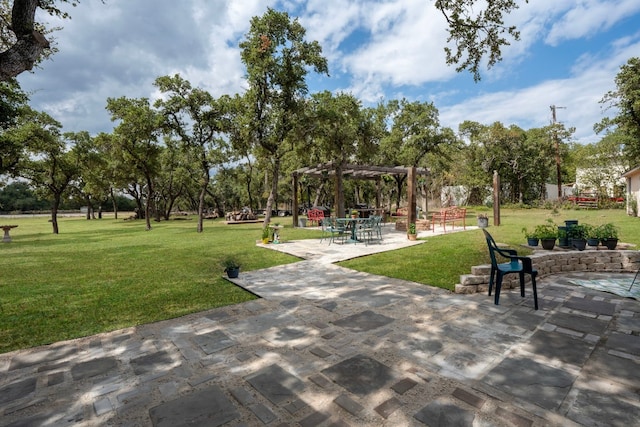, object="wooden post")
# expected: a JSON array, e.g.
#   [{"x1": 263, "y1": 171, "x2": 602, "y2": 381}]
[
  {"x1": 292, "y1": 172, "x2": 299, "y2": 227},
  {"x1": 493, "y1": 170, "x2": 501, "y2": 226},
  {"x1": 407, "y1": 166, "x2": 417, "y2": 228}
]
